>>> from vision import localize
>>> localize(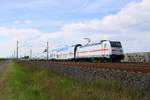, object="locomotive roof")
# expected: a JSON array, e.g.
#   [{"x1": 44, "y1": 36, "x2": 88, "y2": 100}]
[
  {"x1": 79, "y1": 40, "x2": 121, "y2": 48},
  {"x1": 51, "y1": 40, "x2": 121, "y2": 51},
  {"x1": 79, "y1": 42, "x2": 102, "y2": 48}
]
